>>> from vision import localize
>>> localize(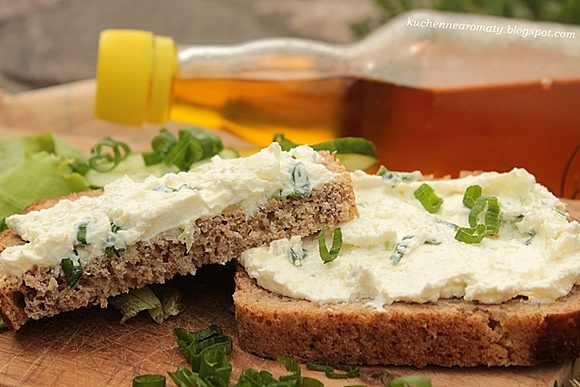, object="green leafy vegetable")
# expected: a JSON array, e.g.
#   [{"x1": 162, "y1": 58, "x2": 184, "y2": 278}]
[
  {"x1": 0, "y1": 151, "x2": 90, "y2": 231},
  {"x1": 132, "y1": 374, "x2": 166, "y2": 387},
  {"x1": 413, "y1": 183, "x2": 443, "y2": 214},
  {"x1": 61, "y1": 256, "x2": 84, "y2": 288},
  {"x1": 109, "y1": 285, "x2": 181, "y2": 324},
  {"x1": 0, "y1": 314, "x2": 7, "y2": 330},
  {"x1": 318, "y1": 226, "x2": 343, "y2": 263}
]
